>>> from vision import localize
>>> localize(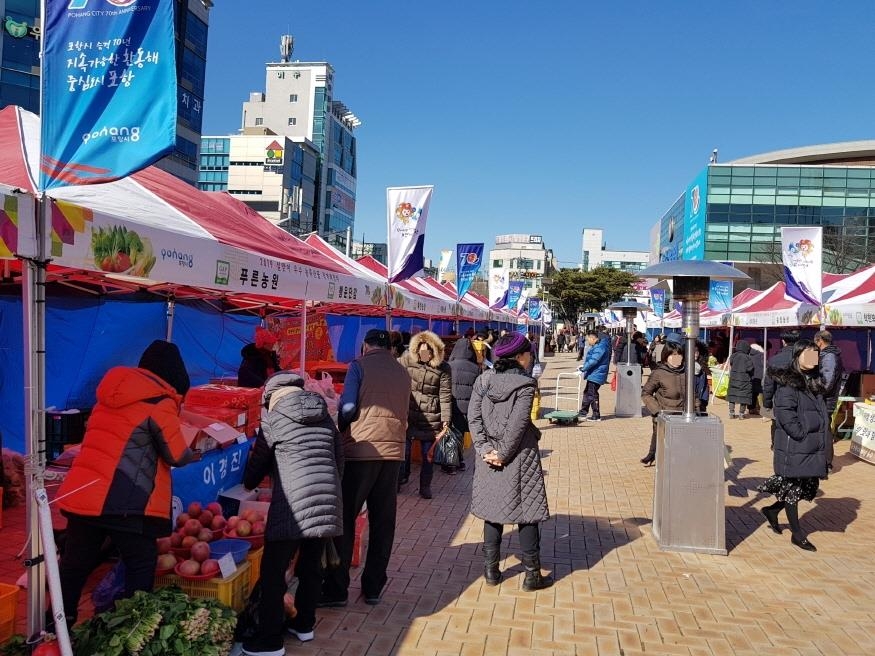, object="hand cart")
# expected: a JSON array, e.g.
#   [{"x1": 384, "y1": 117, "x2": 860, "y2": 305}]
[{"x1": 545, "y1": 372, "x2": 583, "y2": 424}]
